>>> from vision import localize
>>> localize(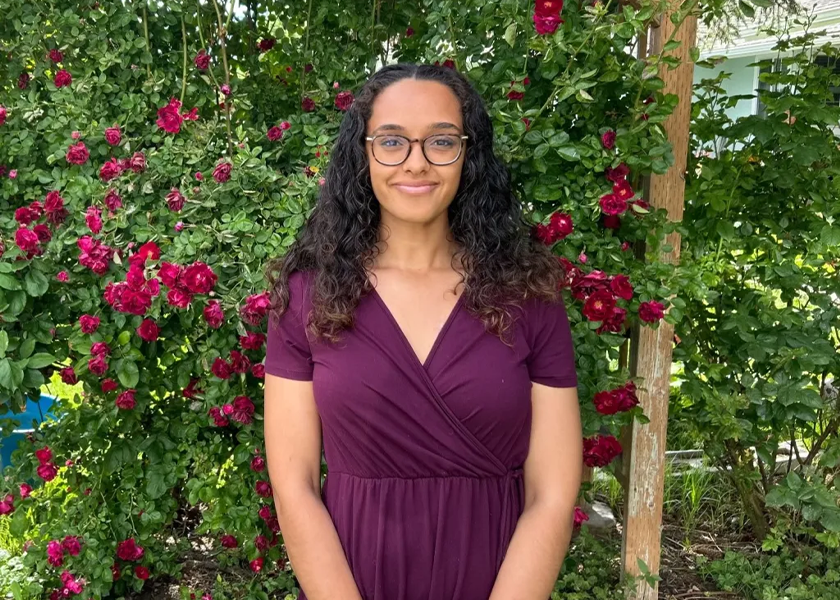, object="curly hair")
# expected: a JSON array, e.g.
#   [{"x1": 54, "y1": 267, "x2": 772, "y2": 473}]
[{"x1": 265, "y1": 62, "x2": 566, "y2": 347}]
